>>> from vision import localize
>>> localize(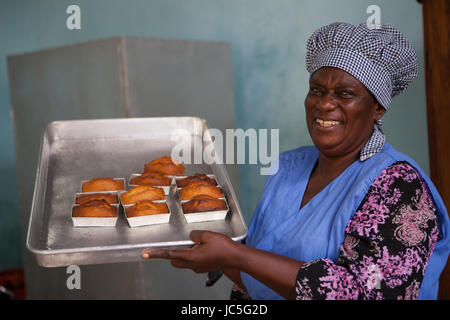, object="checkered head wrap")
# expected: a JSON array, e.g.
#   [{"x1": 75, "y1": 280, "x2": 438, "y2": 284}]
[{"x1": 306, "y1": 22, "x2": 418, "y2": 111}]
